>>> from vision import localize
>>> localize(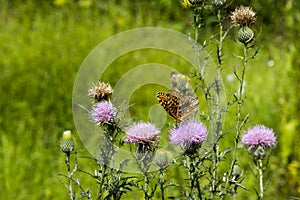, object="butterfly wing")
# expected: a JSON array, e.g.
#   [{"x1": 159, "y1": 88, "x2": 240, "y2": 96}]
[
  {"x1": 156, "y1": 92, "x2": 180, "y2": 120},
  {"x1": 178, "y1": 94, "x2": 199, "y2": 120}
]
